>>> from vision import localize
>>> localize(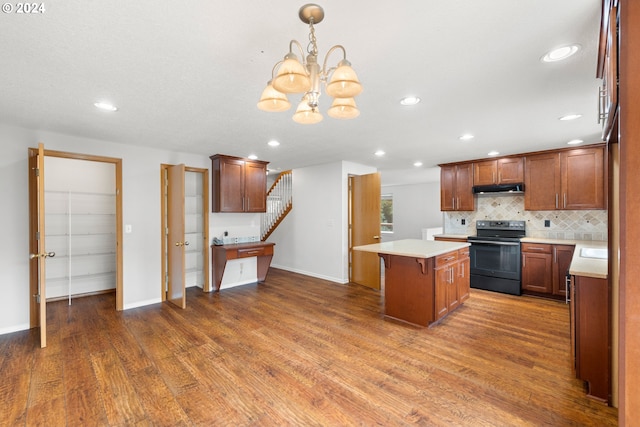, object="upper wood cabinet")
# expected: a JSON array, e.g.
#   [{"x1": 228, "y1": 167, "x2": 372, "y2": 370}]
[
  {"x1": 210, "y1": 154, "x2": 268, "y2": 213},
  {"x1": 440, "y1": 163, "x2": 474, "y2": 211},
  {"x1": 525, "y1": 146, "x2": 605, "y2": 210},
  {"x1": 597, "y1": 2, "x2": 618, "y2": 141},
  {"x1": 473, "y1": 157, "x2": 524, "y2": 186}
]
